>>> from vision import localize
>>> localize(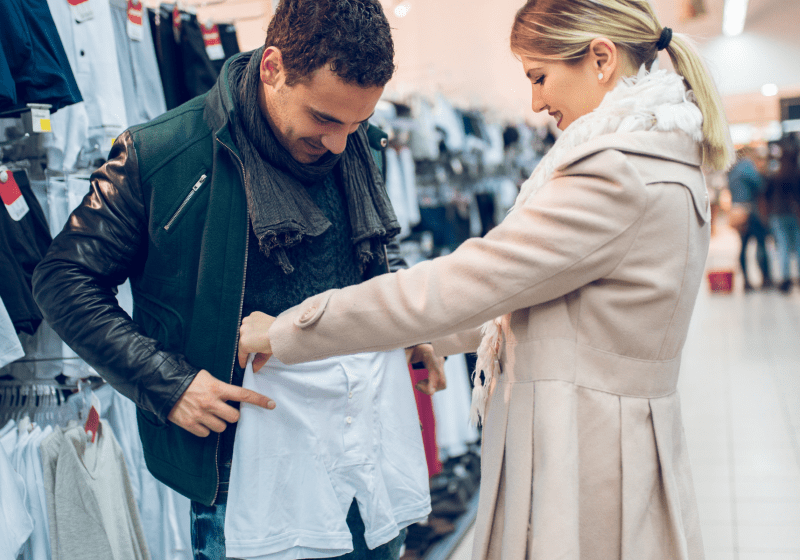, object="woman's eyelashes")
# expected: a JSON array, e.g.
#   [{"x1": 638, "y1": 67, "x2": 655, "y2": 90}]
[{"x1": 533, "y1": 74, "x2": 545, "y2": 85}]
